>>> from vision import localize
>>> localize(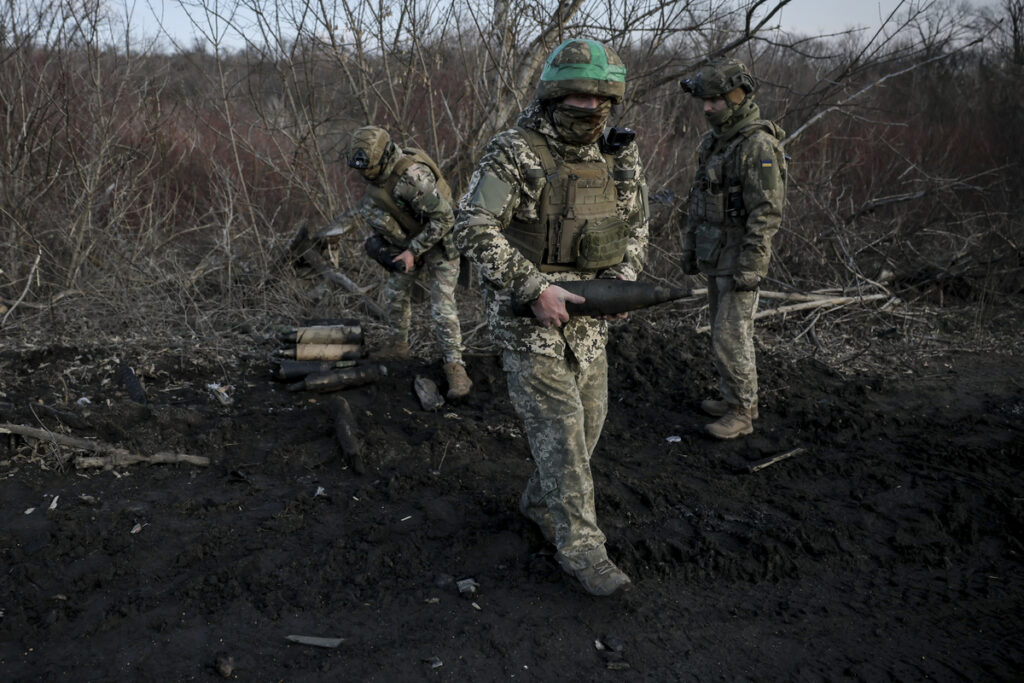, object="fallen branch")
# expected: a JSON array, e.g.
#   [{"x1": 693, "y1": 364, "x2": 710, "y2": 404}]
[
  {"x1": 697, "y1": 293, "x2": 891, "y2": 332},
  {"x1": 0, "y1": 423, "x2": 209, "y2": 468},
  {"x1": 747, "y1": 447, "x2": 805, "y2": 473}
]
